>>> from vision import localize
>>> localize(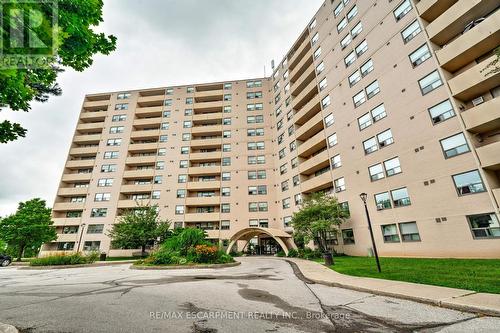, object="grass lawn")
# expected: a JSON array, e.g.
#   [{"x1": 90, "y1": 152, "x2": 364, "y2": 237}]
[
  {"x1": 317, "y1": 256, "x2": 500, "y2": 294},
  {"x1": 104, "y1": 256, "x2": 141, "y2": 261}
]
